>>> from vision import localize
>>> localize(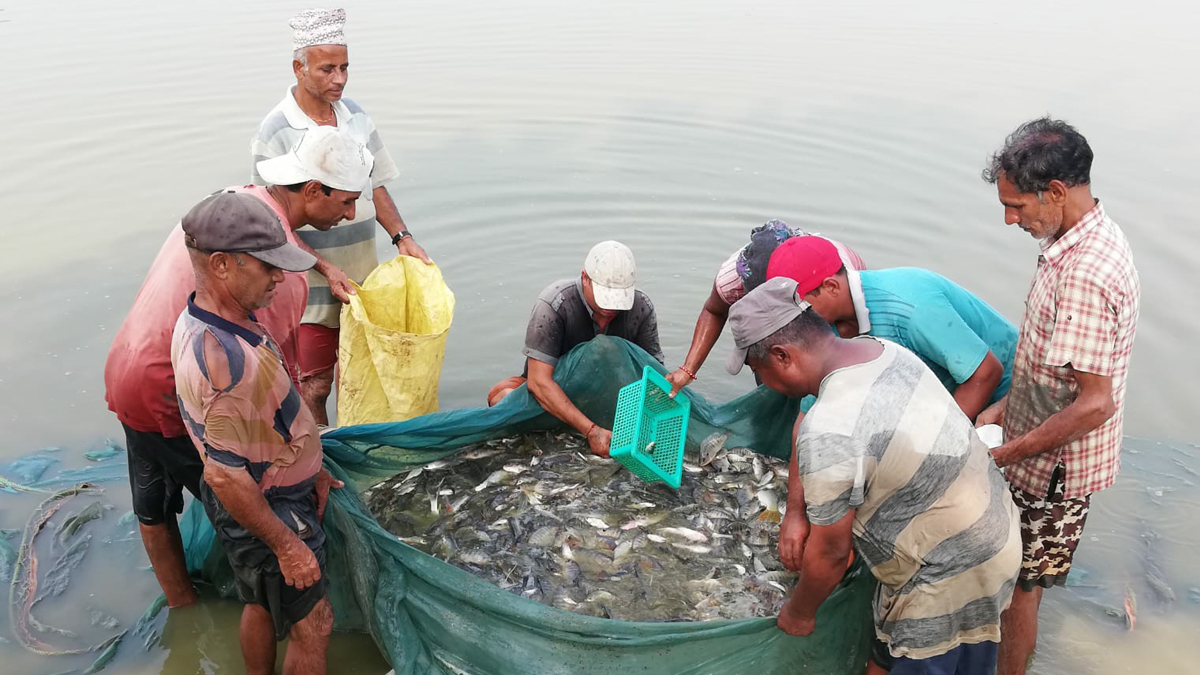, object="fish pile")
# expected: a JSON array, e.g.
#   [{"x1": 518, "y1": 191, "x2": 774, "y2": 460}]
[{"x1": 364, "y1": 431, "x2": 796, "y2": 621}]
